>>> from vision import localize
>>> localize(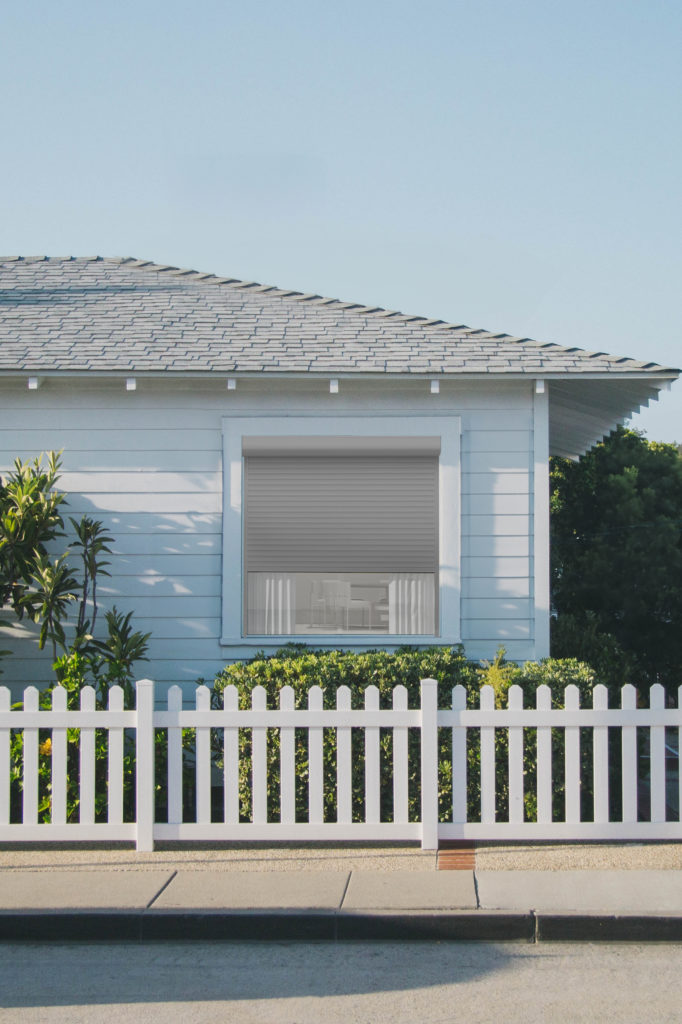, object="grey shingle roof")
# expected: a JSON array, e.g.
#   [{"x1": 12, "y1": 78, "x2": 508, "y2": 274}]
[{"x1": 0, "y1": 256, "x2": 678, "y2": 377}]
